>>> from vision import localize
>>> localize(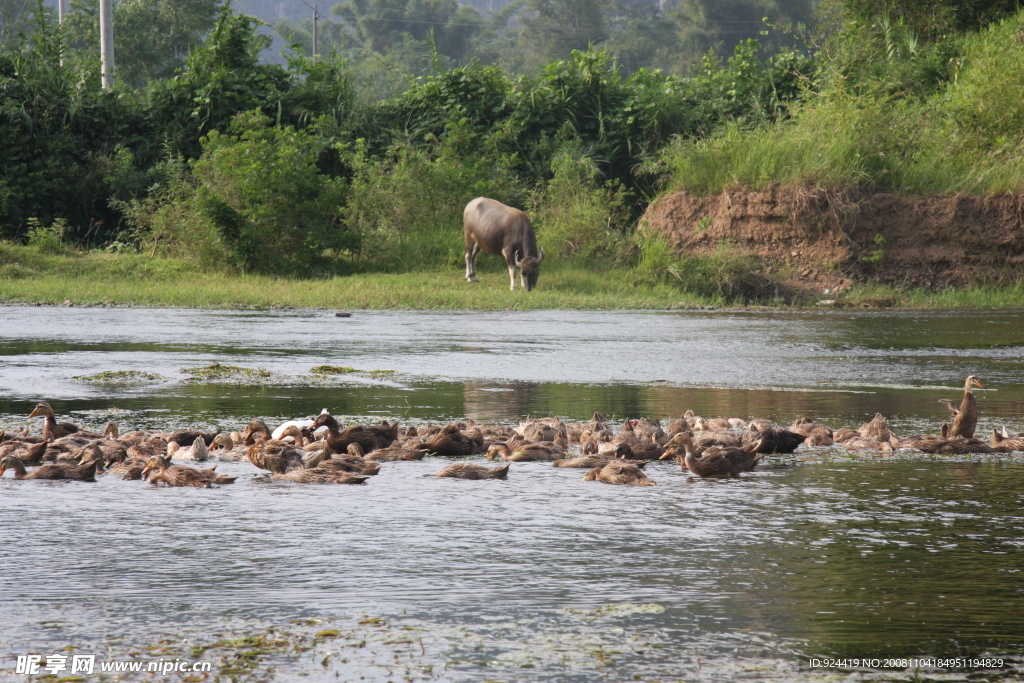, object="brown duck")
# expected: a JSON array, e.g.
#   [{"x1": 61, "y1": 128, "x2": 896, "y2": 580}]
[
  {"x1": 553, "y1": 454, "x2": 613, "y2": 468},
  {"x1": 486, "y1": 441, "x2": 563, "y2": 462},
  {"x1": 366, "y1": 420, "x2": 400, "y2": 449},
  {"x1": 27, "y1": 402, "x2": 84, "y2": 441},
  {"x1": 165, "y1": 429, "x2": 217, "y2": 448},
  {"x1": 8, "y1": 439, "x2": 51, "y2": 466},
  {"x1": 917, "y1": 437, "x2": 1007, "y2": 455},
  {"x1": 245, "y1": 438, "x2": 313, "y2": 474},
  {"x1": 317, "y1": 446, "x2": 382, "y2": 476},
  {"x1": 0, "y1": 455, "x2": 99, "y2": 481},
  {"x1": 422, "y1": 423, "x2": 483, "y2": 456},
  {"x1": 991, "y1": 429, "x2": 1024, "y2": 451},
  {"x1": 672, "y1": 435, "x2": 764, "y2": 477},
  {"x1": 106, "y1": 458, "x2": 150, "y2": 480},
  {"x1": 310, "y1": 414, "x2": 381, "y2": 454},
  {"x1": 363, "y1": 442, "x2": 428, "y2": 461},
  {"x1": 948, "y1": 376, "x2": 984, "y2": 439},
  {"x1": 664, "y1": 414, "x2": 692, "y2": 436},
  {"x1": 858, "y1": 413, "x2": 891, "y2": 441},
  {"x1": 431, "y1": 462, "x2": 510, "y2": 479},
  {"x1": 742, "y1": 427, "x2": 806, "y2": 453},
  {"x1": 273, "y1": 468, "x2": 369, "y2": 484},
  {"x1": 583, "y1": 460, "x2": 656, "y2": 486},
  {"x1": 141, "y1": 455, "x2": 213, "y2": 487},
  {"x1": 238, "y1": 419, "x2": 272, "y2": 445}
]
